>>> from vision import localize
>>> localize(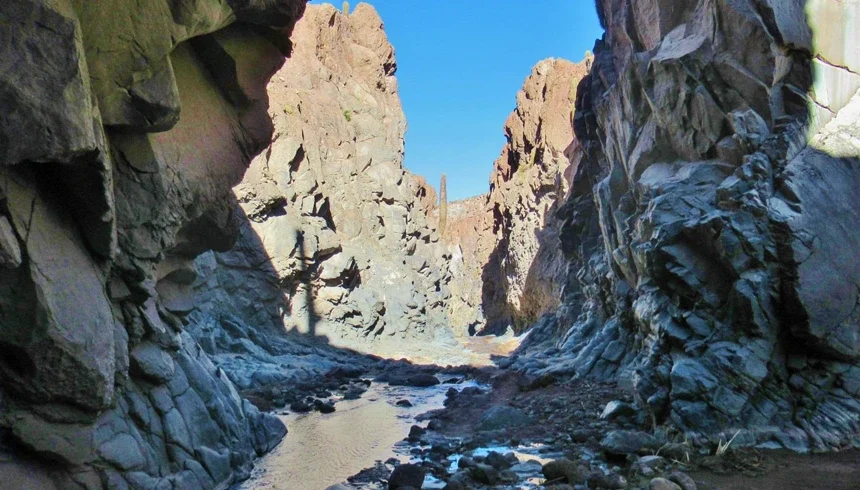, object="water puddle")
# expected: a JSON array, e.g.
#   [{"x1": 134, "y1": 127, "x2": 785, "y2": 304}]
[
  {"x1": 441, "y1": 444, "x2": 562, "y2": 489},
  {"x1": 241, "y1": 379, "x2": 479, "y2": 490}
]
